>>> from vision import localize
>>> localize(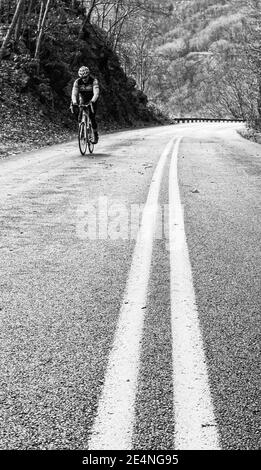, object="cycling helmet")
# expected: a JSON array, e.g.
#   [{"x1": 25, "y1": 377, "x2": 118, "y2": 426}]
[{"x1": 78, "y1": 66, "x2": 90, "y2": 78}]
